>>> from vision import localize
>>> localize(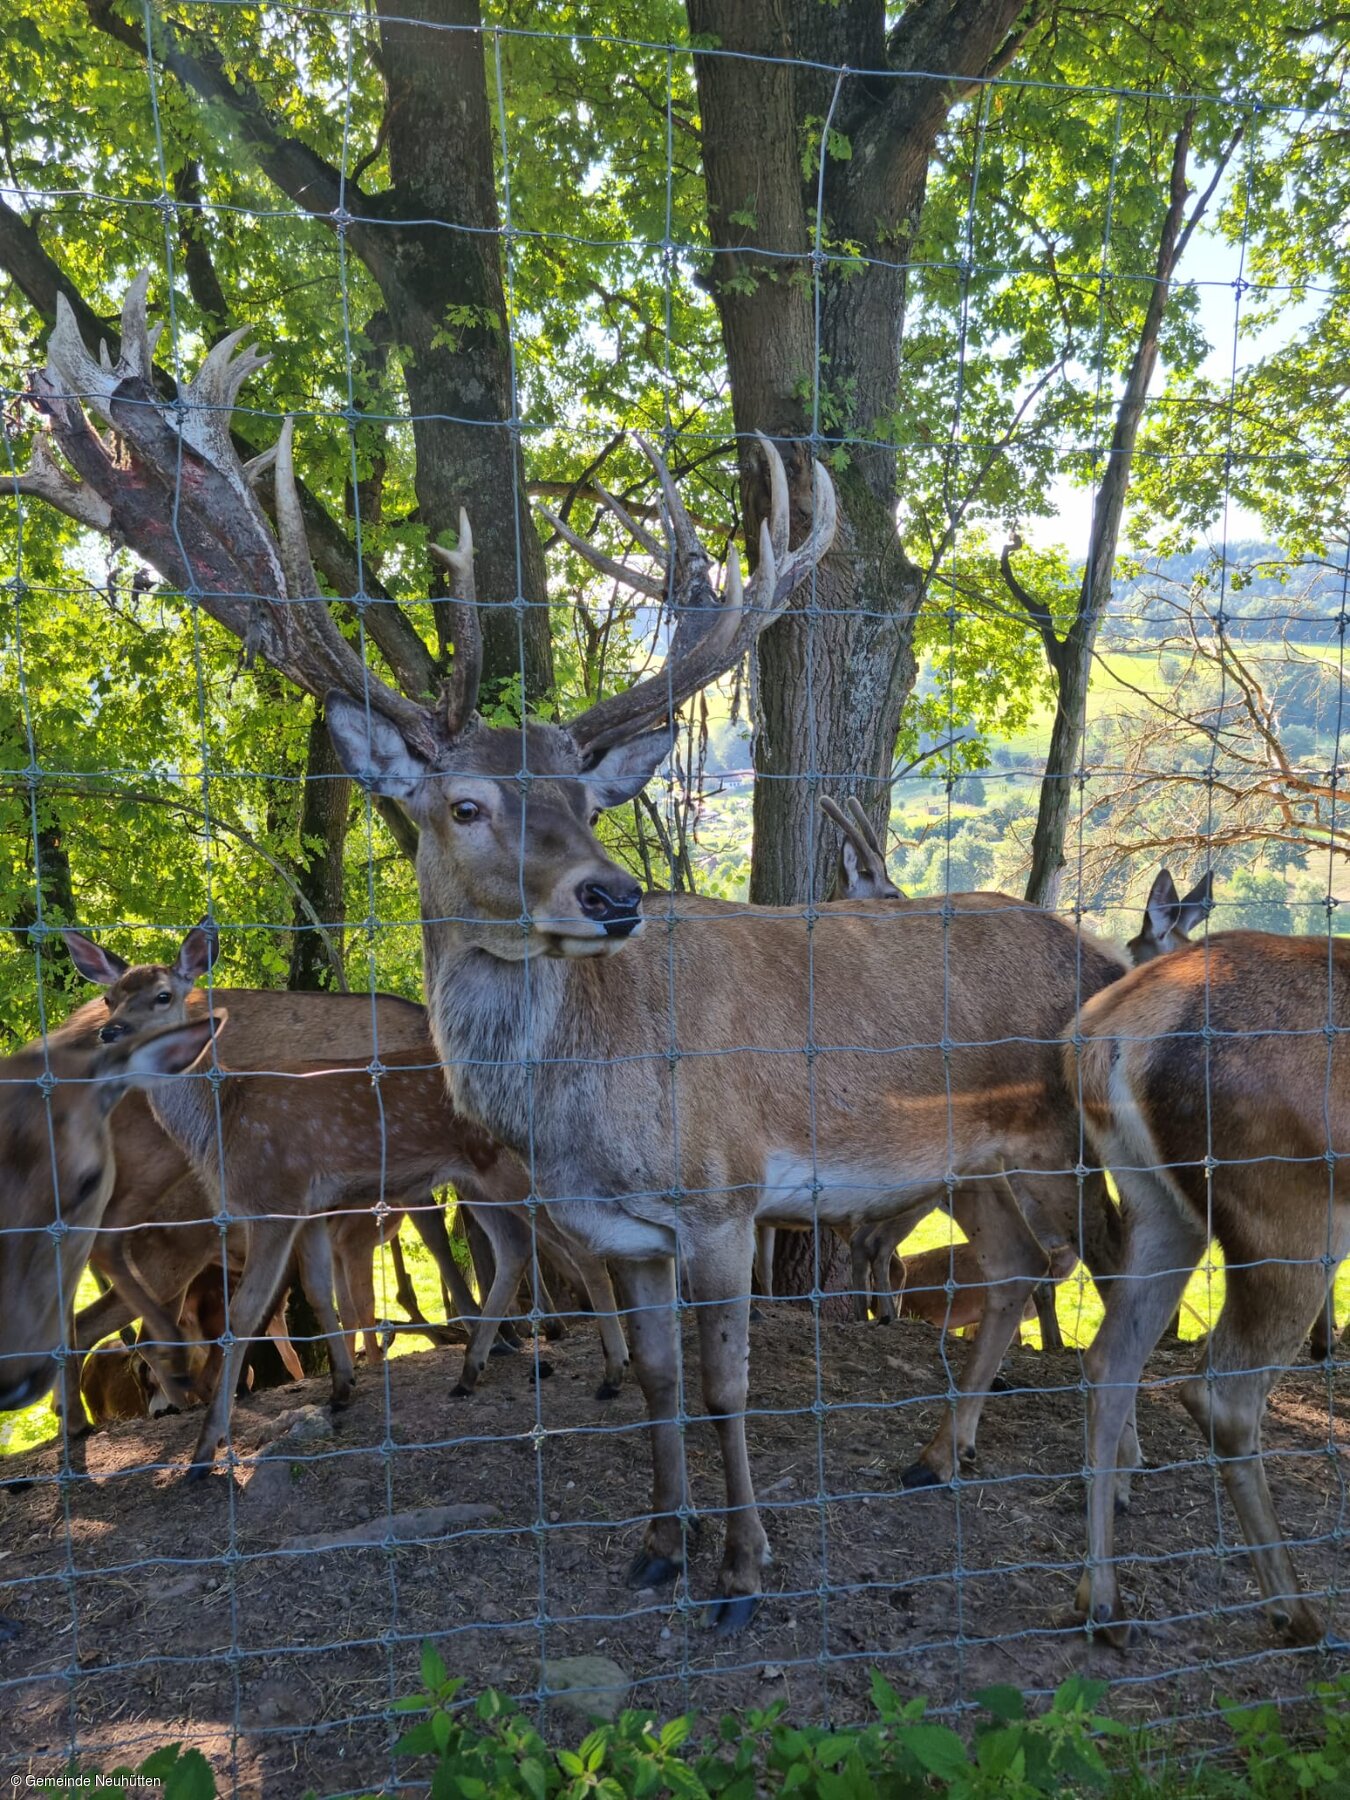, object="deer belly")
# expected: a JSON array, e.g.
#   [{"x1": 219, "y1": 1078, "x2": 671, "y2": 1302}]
[
  {"x1": 539, "y1": 1196, "x2": 675, "y2": 1261},
  {"x1": 758, "y1": 1152, "x2": 924, "y2": 1226}
]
